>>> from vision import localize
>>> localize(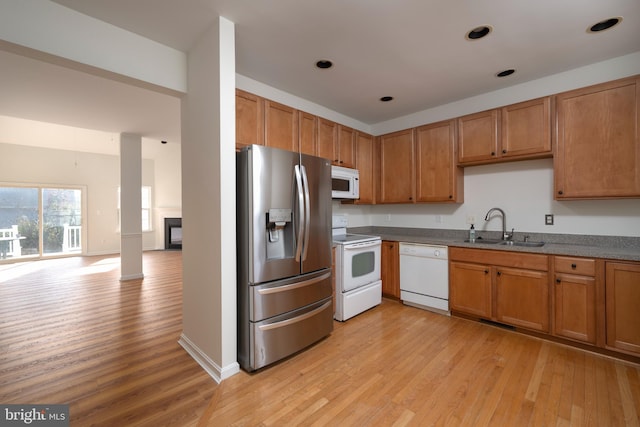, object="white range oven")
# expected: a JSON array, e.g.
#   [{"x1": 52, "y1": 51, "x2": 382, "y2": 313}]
[{"x1": 332, "y1": 215, "x2": 382, "y2": 321}]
